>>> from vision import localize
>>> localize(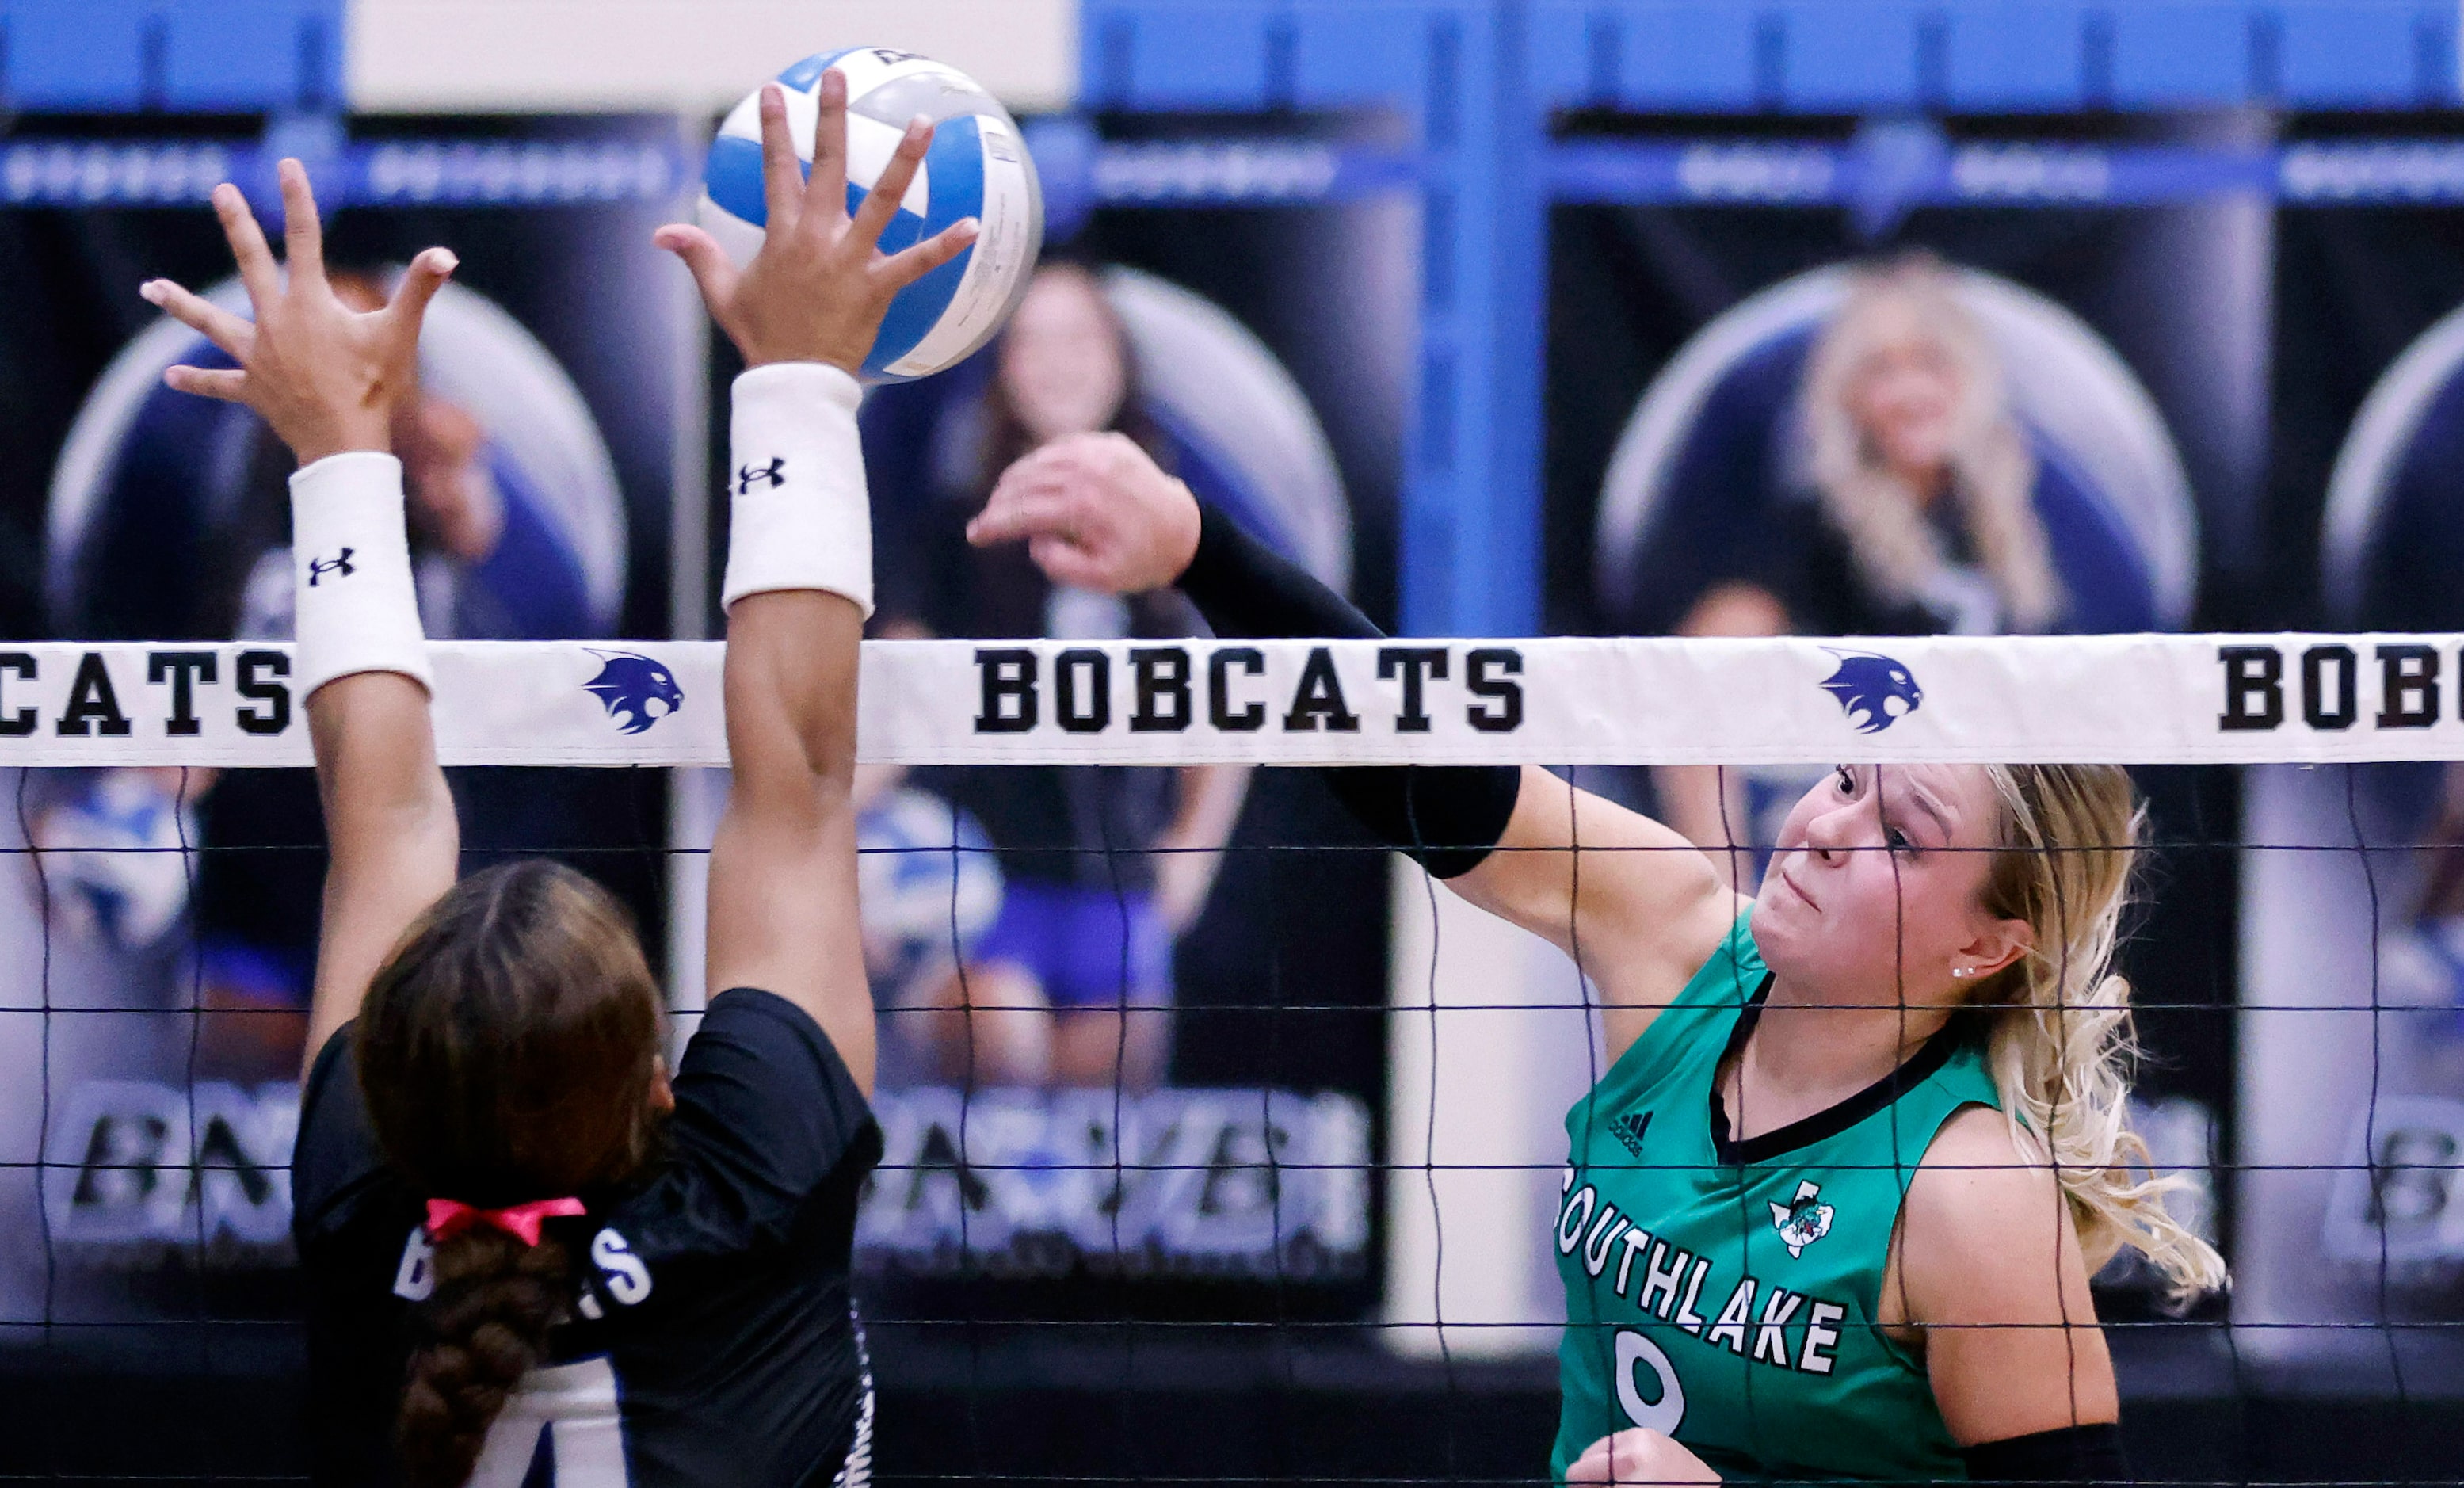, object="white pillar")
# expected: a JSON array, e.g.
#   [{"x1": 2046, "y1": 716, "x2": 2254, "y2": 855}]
[
  {"x1": 665, "y1": 767, "x2": 725, "y2": 1057},
  {"x1": 346, "y1": 1, "x2": 1078, "y2": 114},
  {"x1": 1383, "y1": 855, "x2": 1602, "y2": 1360}
]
